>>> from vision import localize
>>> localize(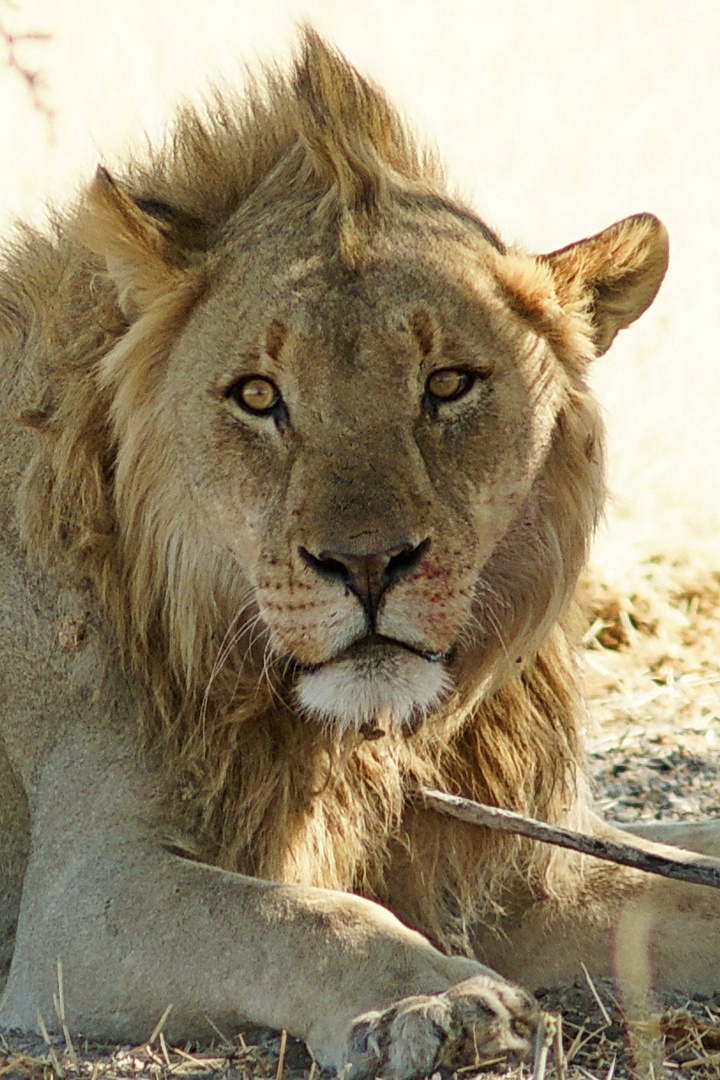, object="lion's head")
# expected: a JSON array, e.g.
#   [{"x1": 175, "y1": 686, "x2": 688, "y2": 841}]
[
  {"x1": 15, "y1": 31, "x2": 667, "y2": 914},
  {"x1": 103, "y1": 203, "x2": 592, "y2": 736}
]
